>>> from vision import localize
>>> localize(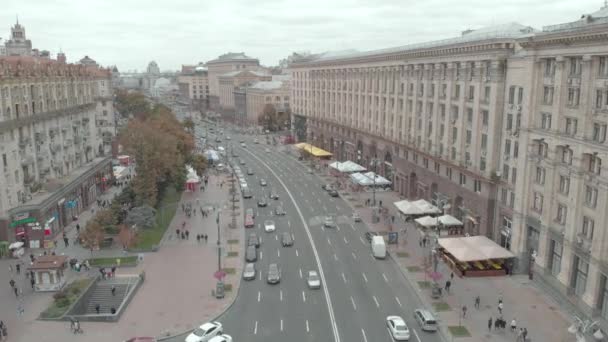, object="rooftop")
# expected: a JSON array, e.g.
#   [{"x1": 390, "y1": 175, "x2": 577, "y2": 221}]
[
  {"x1": 248, "y1": 80, "x2": 284, "y2": 90},
  {"x1": 207, "y1": 52, "x2": 259, "y2": 64},
  {"x1": 542, "y1": 4, "x2": 608, "y2": 32},
  {"x1": 28, "y1": 255, "x2": 68, "y2": 270},
  {"x1": 220, "y1": 70, "x2": 269, "y2": 78}
]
